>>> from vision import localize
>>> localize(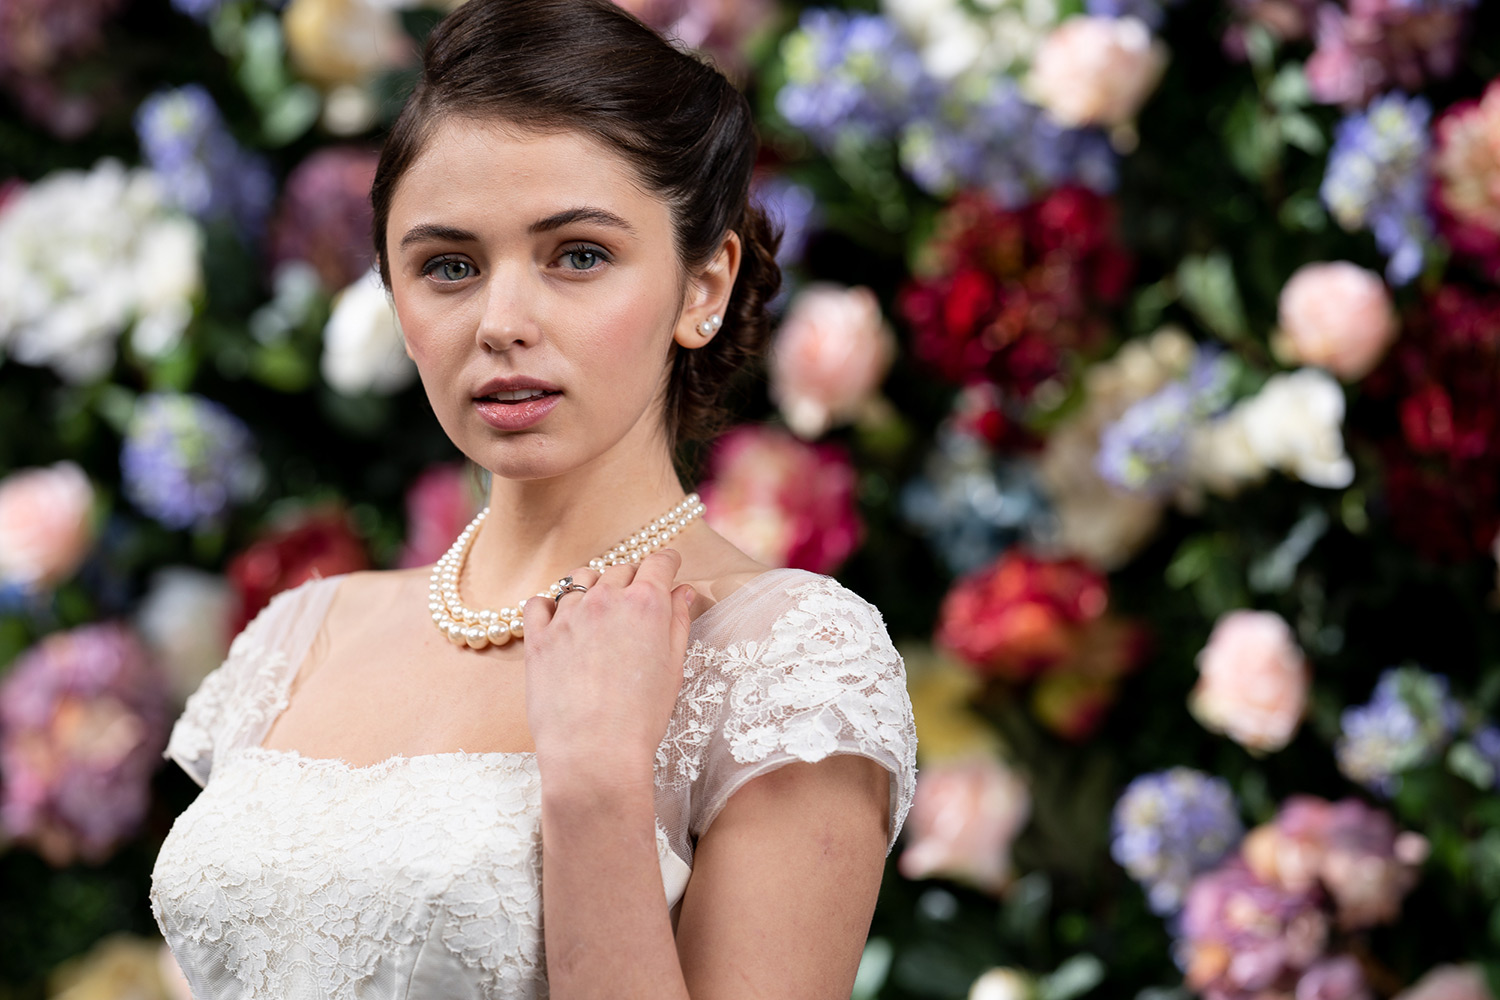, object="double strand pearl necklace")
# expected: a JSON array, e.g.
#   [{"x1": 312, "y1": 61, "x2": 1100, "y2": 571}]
[{"x1": 429, "y1": 493, "x2": 707, "y2": 650}]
